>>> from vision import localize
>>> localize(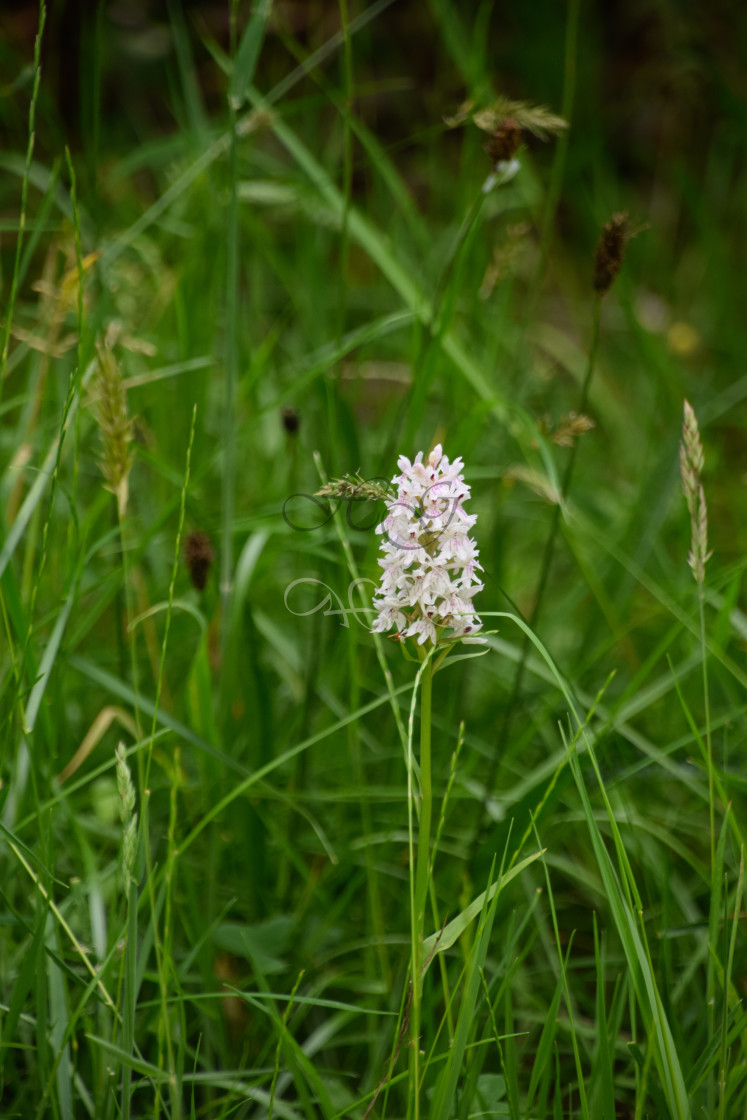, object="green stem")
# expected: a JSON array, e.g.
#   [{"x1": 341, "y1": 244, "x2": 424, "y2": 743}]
[
  {"x1": 122, "y1": 878, "x2": 137, "y2": 1120},
  {"x1": 700, "y1": 584, "x2": 715, "y2": 1115},
  {"x1": 118, "y1": 509, "x2": 140, "y2": 1120},
  {"x1": 142, "y1": 405, "x2": 195, "y2": 1120},
  {"x1": 698, "y1": 590, "x2": 714, "y2": 872},
  {"x1": 401, "y1": 188, "x2": 487, "y2": 456},
  {"x1": 475, "y1": 296, "x2": 601, "y2": 843},
  {"x1": 410, "y1": 654, "x2": 433, "y2": 1119},
  {"x1": 118, "y1": 515, "x2": 143, "y2": 753},
  {"x1": 528, "y1": 0, "x2": 580, "y2": 308},
  {"x1": 525, "y1": 296, "x2": 602, "y2": 637},
  {"x1": 415, "y1": 661, "x2": 433, "y2": 932},
  {"x1": 221, "y1": 87, "x2": 239, "y2": 652},
  {"x1": 0, "y1": 1, "x2": 46, "y2": 409}
]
